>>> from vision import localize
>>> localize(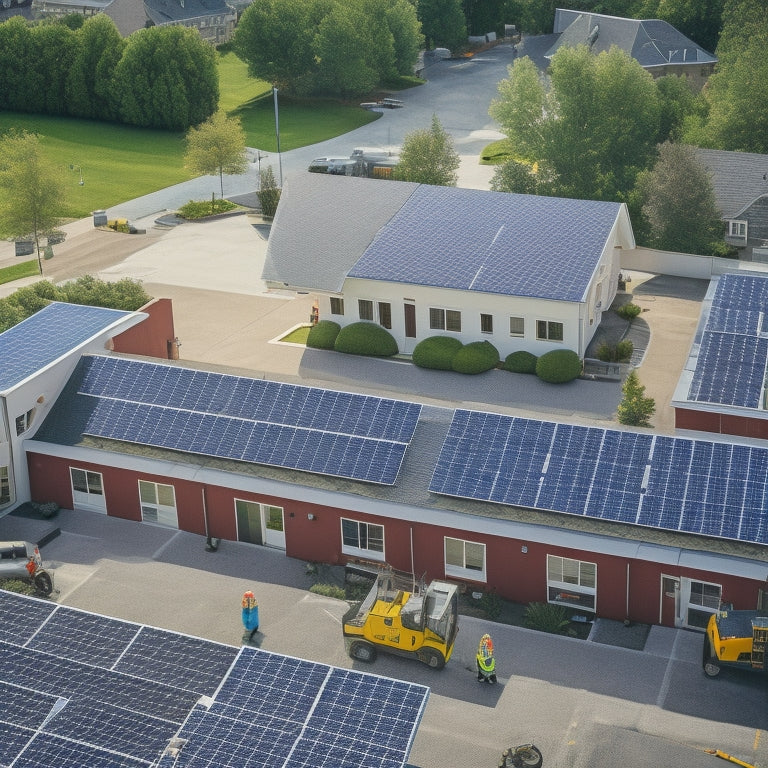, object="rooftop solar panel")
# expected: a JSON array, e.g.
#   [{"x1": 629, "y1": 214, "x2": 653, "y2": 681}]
[
  {"x1": 2, "y1": 593, "x2": 428, "y2": 768},
  {"x1": 429, "y1": 409, "x2": 768, "y2": 546},
  {"x1": 0, "y1": 302, "x2": 133, "y2": 393}
]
